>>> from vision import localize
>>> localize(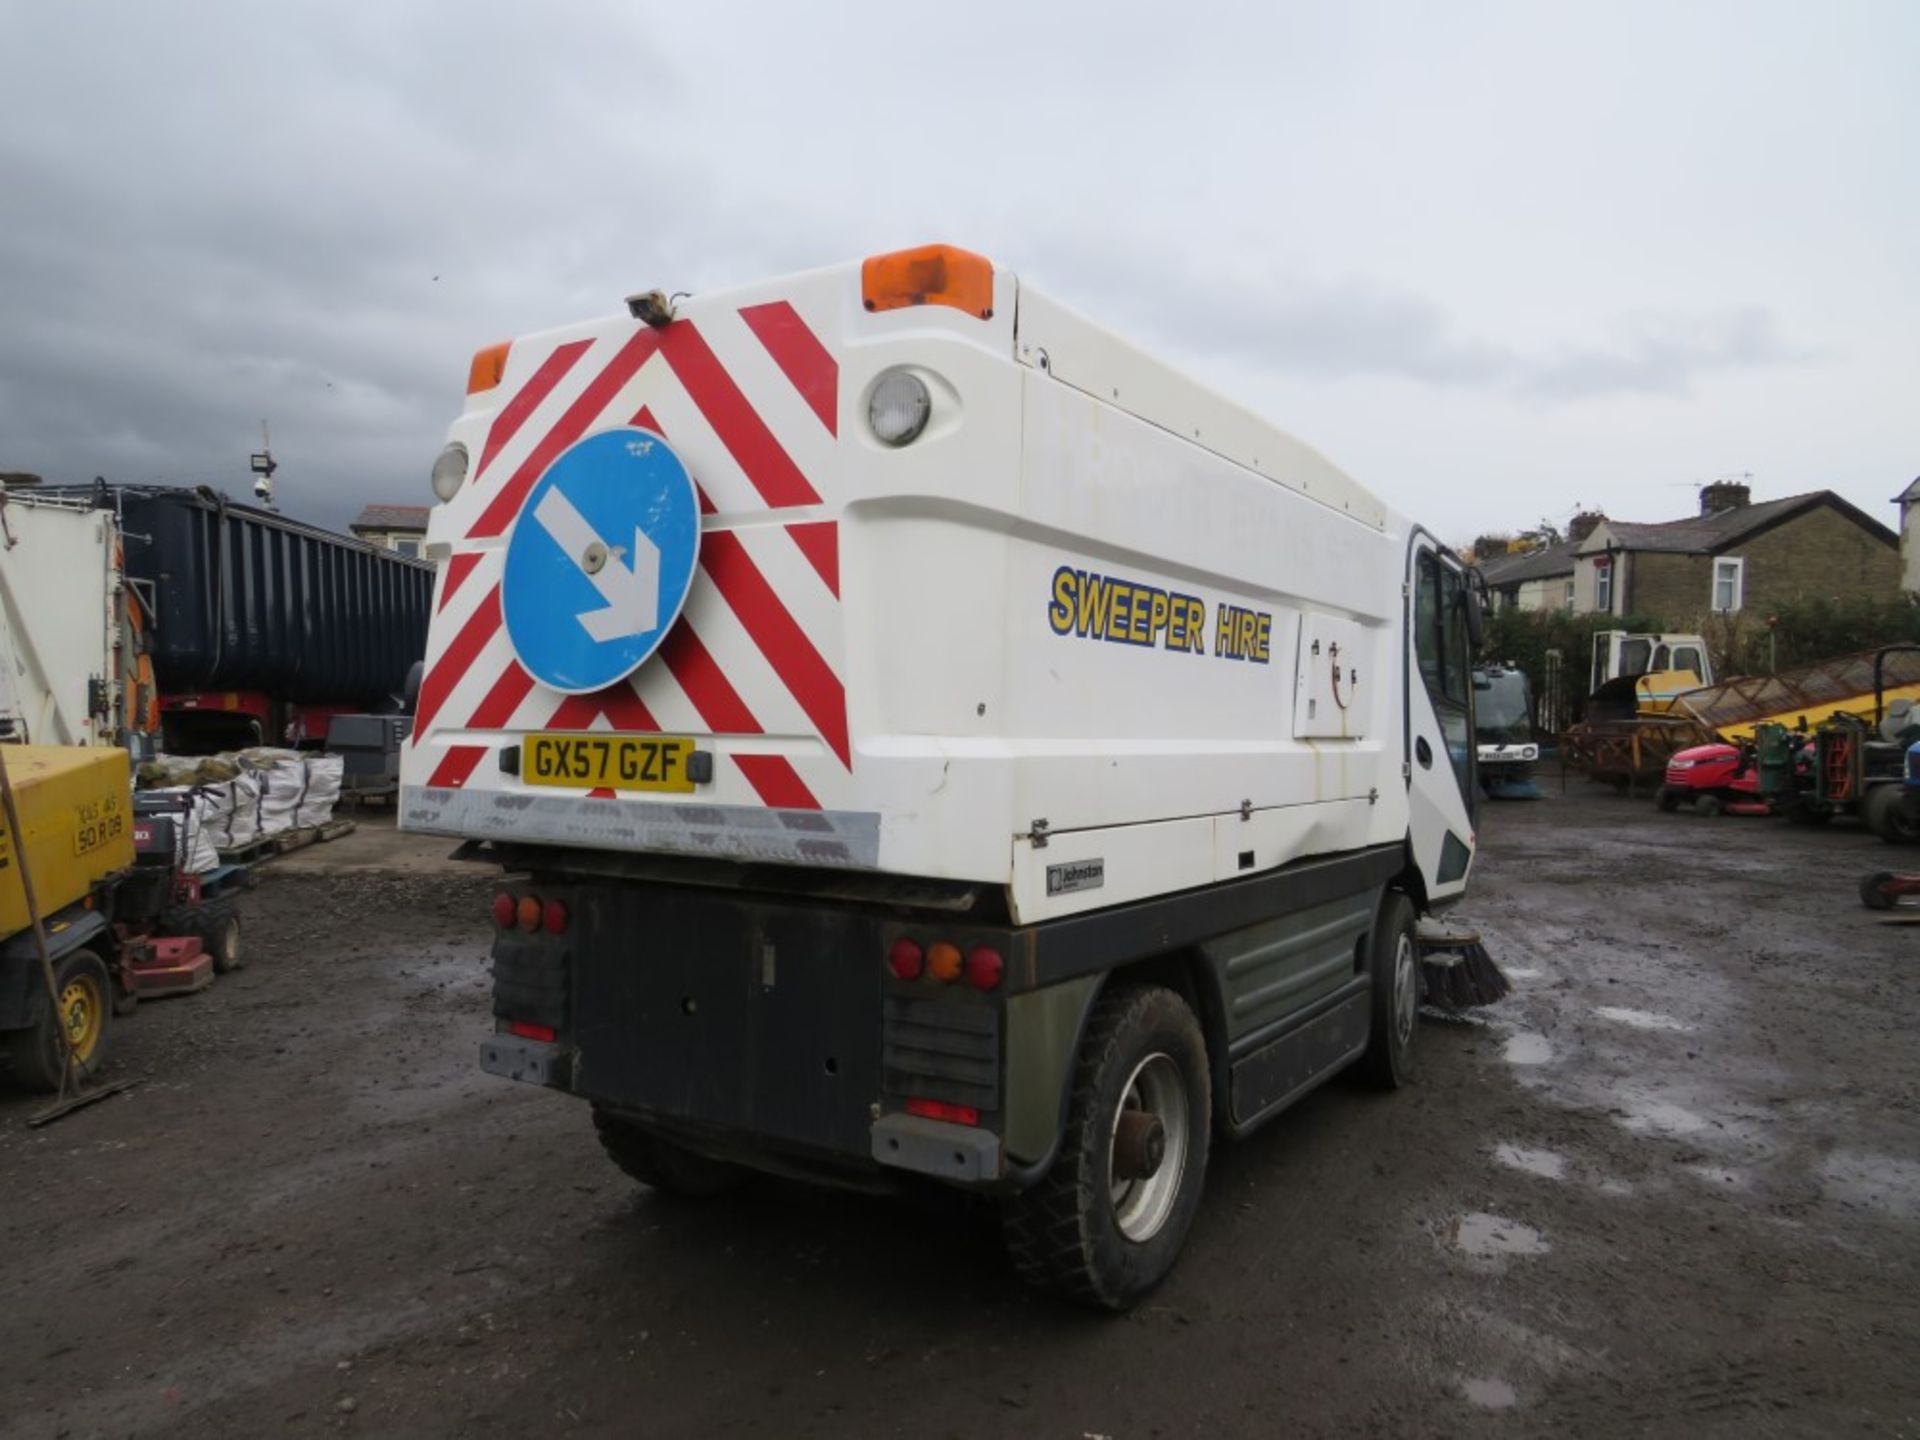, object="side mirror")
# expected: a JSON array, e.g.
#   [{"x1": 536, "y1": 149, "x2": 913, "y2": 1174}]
[{"x1": 1462, "y1": 580, "x2": 1487, "y2": 650}]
